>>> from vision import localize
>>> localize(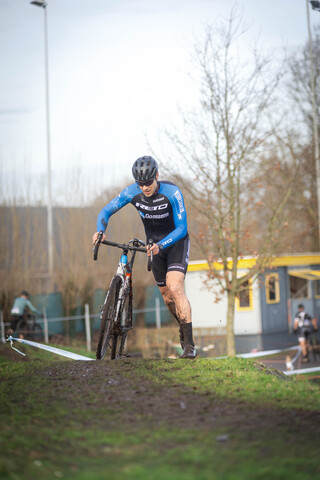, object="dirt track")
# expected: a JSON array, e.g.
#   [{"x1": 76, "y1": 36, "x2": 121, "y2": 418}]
[
  {"x1": 1, "y1": 342, "x2": 320, "y2": 438},
  {"x1": 27, "y1": 358, "x2": 319, "y2": 438}
]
